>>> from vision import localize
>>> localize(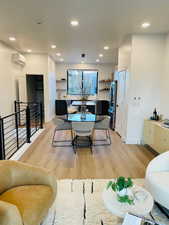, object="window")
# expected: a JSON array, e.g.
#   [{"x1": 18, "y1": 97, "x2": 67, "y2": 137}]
[{"x1": 67, "y1": 69, "x2": 98, "y2": 95}]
